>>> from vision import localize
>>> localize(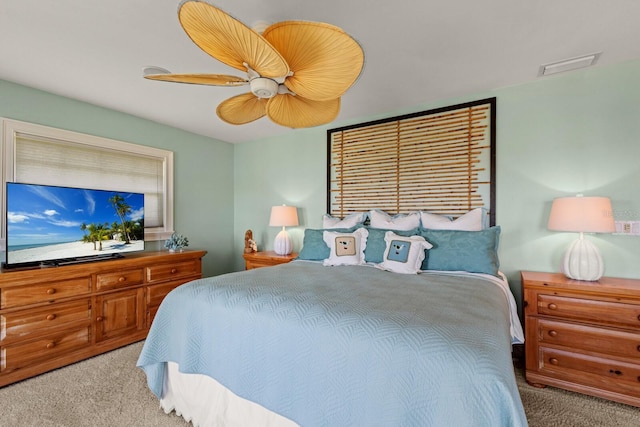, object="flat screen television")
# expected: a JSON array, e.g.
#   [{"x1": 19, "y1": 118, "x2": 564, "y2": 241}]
[{"x1": 4, "y1": 182, "x2": 144, "y2": 268}]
